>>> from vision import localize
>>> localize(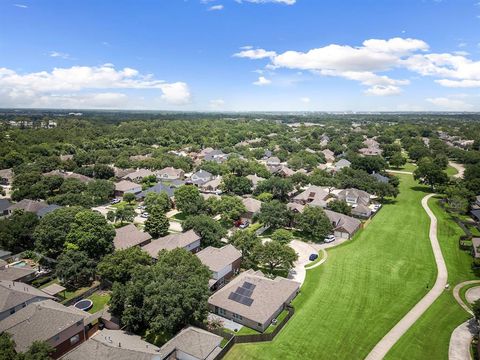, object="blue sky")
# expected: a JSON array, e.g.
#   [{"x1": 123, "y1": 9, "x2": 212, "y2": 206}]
[{"x1": 0, "y1": 0, "x2": 479, "y2": 111}]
